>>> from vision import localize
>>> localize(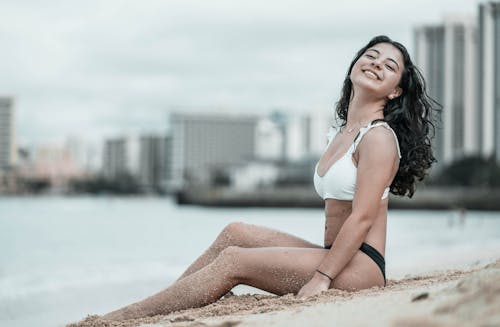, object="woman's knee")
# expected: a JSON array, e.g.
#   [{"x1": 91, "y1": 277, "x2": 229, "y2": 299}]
[
  {"x1": 217, "y1": 221, "x2": 248, "y2": 245},
  {"x1": 223, "y1": 221, "x2": 248, "y2": 236}
]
